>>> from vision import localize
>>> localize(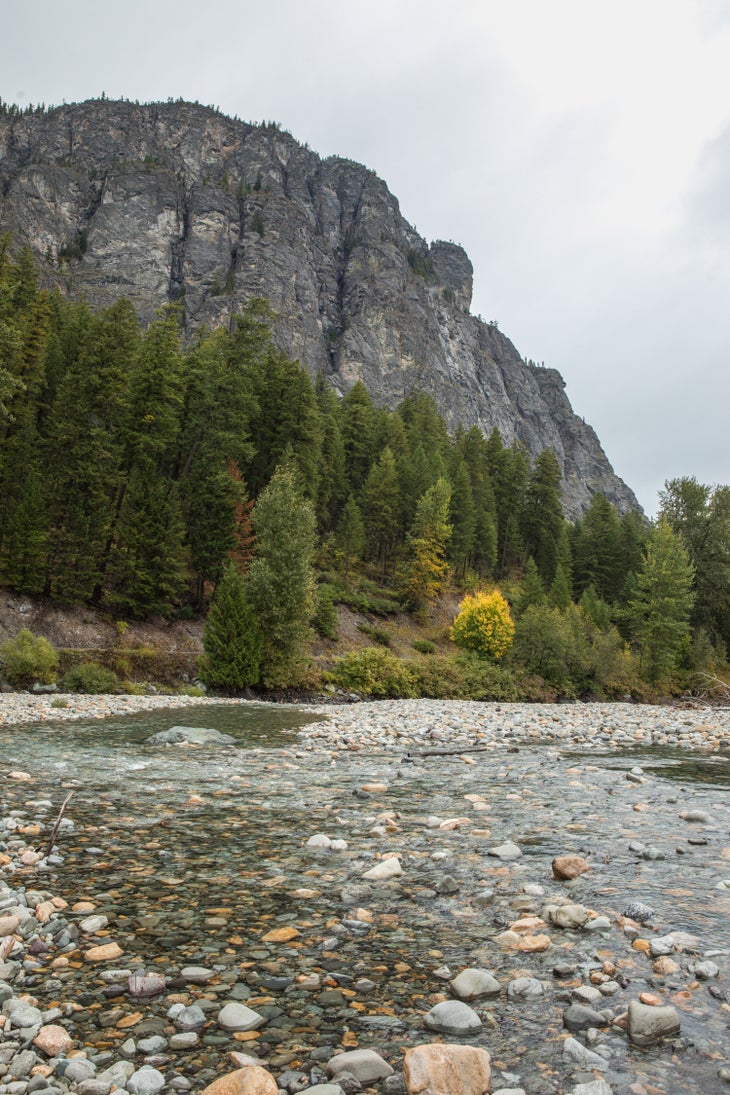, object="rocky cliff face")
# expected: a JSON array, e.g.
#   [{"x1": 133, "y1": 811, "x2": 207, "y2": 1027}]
[{"x1": 0, "y1": 99, "x2": 639, "y2": 516}]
